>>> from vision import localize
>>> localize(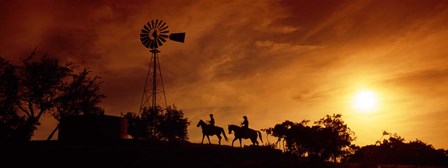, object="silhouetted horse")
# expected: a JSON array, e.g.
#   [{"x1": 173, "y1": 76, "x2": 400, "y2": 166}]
[
  {"x1": 228, "y1": 125, "x2": 263, "y2": 147},
  {"x1": 196, "y1": 120, "x2": 228, "y2": 145}
]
